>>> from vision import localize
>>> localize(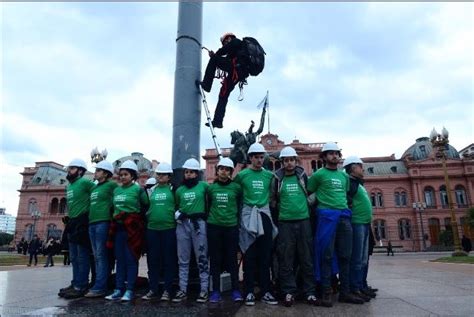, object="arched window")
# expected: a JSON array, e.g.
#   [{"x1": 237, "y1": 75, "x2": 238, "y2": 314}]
[
  {"x1": 398, "y1": 219, "x2": 412, "y2": 240},
  {"x1": 28, "y1": 199, "x2": 38, "y2": 215},
  {"x1": 46, "y1": 223, "x2": 60, "y2": 239},
  {"x1": 59, "y1": 198, "x2": 67, "y2": 214},
  {"x1": 311, "y1": 160, "x2": 317, "y2": 172},
  {"x1": 455, "y1": 185, "x2": 467, "y2": 207},
  {"x1": 424, "y1": 186, "x2": 436, "y2": 208},
  {"x1": 50, "y1": 198, "x2": 59, "y2": 214},
  {"x1": 24, "y1": 224, "x2": 33, "y2": 240},
  {"x1": 428, "y1": 218, "x2": 440, "y2": 245},
  {"x1": 373, "y1": 219, "x2": 386, "y2": 240},
  {"x1": 439, "y1": 185, "x2": 448, "y2": 208},
  {"x1": 371, "y1": 190, "x2": 384, "y2": 208},
  {"x1": 394, "y1": 189, "x2": 408, "y2": 207}
]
